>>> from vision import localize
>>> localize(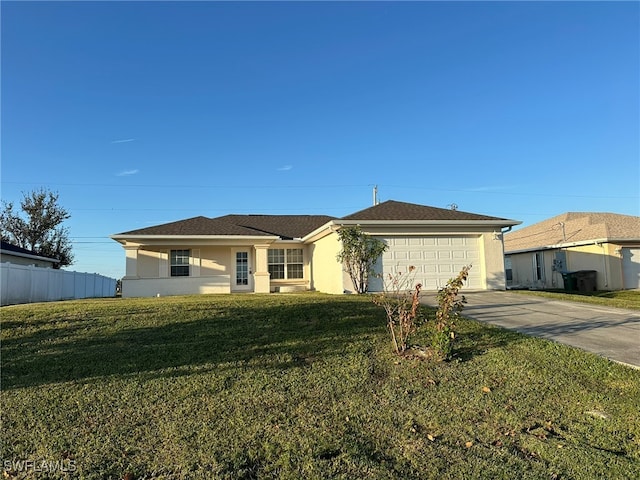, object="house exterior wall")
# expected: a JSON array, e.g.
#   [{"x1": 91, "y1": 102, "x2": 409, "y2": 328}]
[
  {"x1": 506, "y1": 242, "x2": 626, "y2": 291},
  {"x1": 200, "y1": 246, "x2": 233, "y2": 276},
  {"x1": 122, "y1": 276, "x2": 231, "y2": 297},
  {"x1": 137, "y1": 249, "x2": 163, "y2": 278},
  {"x1": 0, "y1": 253, "x2": 56, "y2": 268},
  {"x1": 308, "y1": 231, "x2": 345, "y2": 294},
  {"x1": 508, "y1": 252, "x2": 535, "y2": 288},
  {"x1": 508, "y1": 249, "x2": 574, "y2": 289},
  {"x1": 567, "y1": 242, "x2": 635, "y2": 291},
  {"x1": 122, "y1": 245, "x2": 234, "y2": 297},
  {"x1": 619, "y1": 244, "x2": 640, "y2": 289},
  {"x1": 481, "y1": 233, "x2": 507, "y2": 290}
]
